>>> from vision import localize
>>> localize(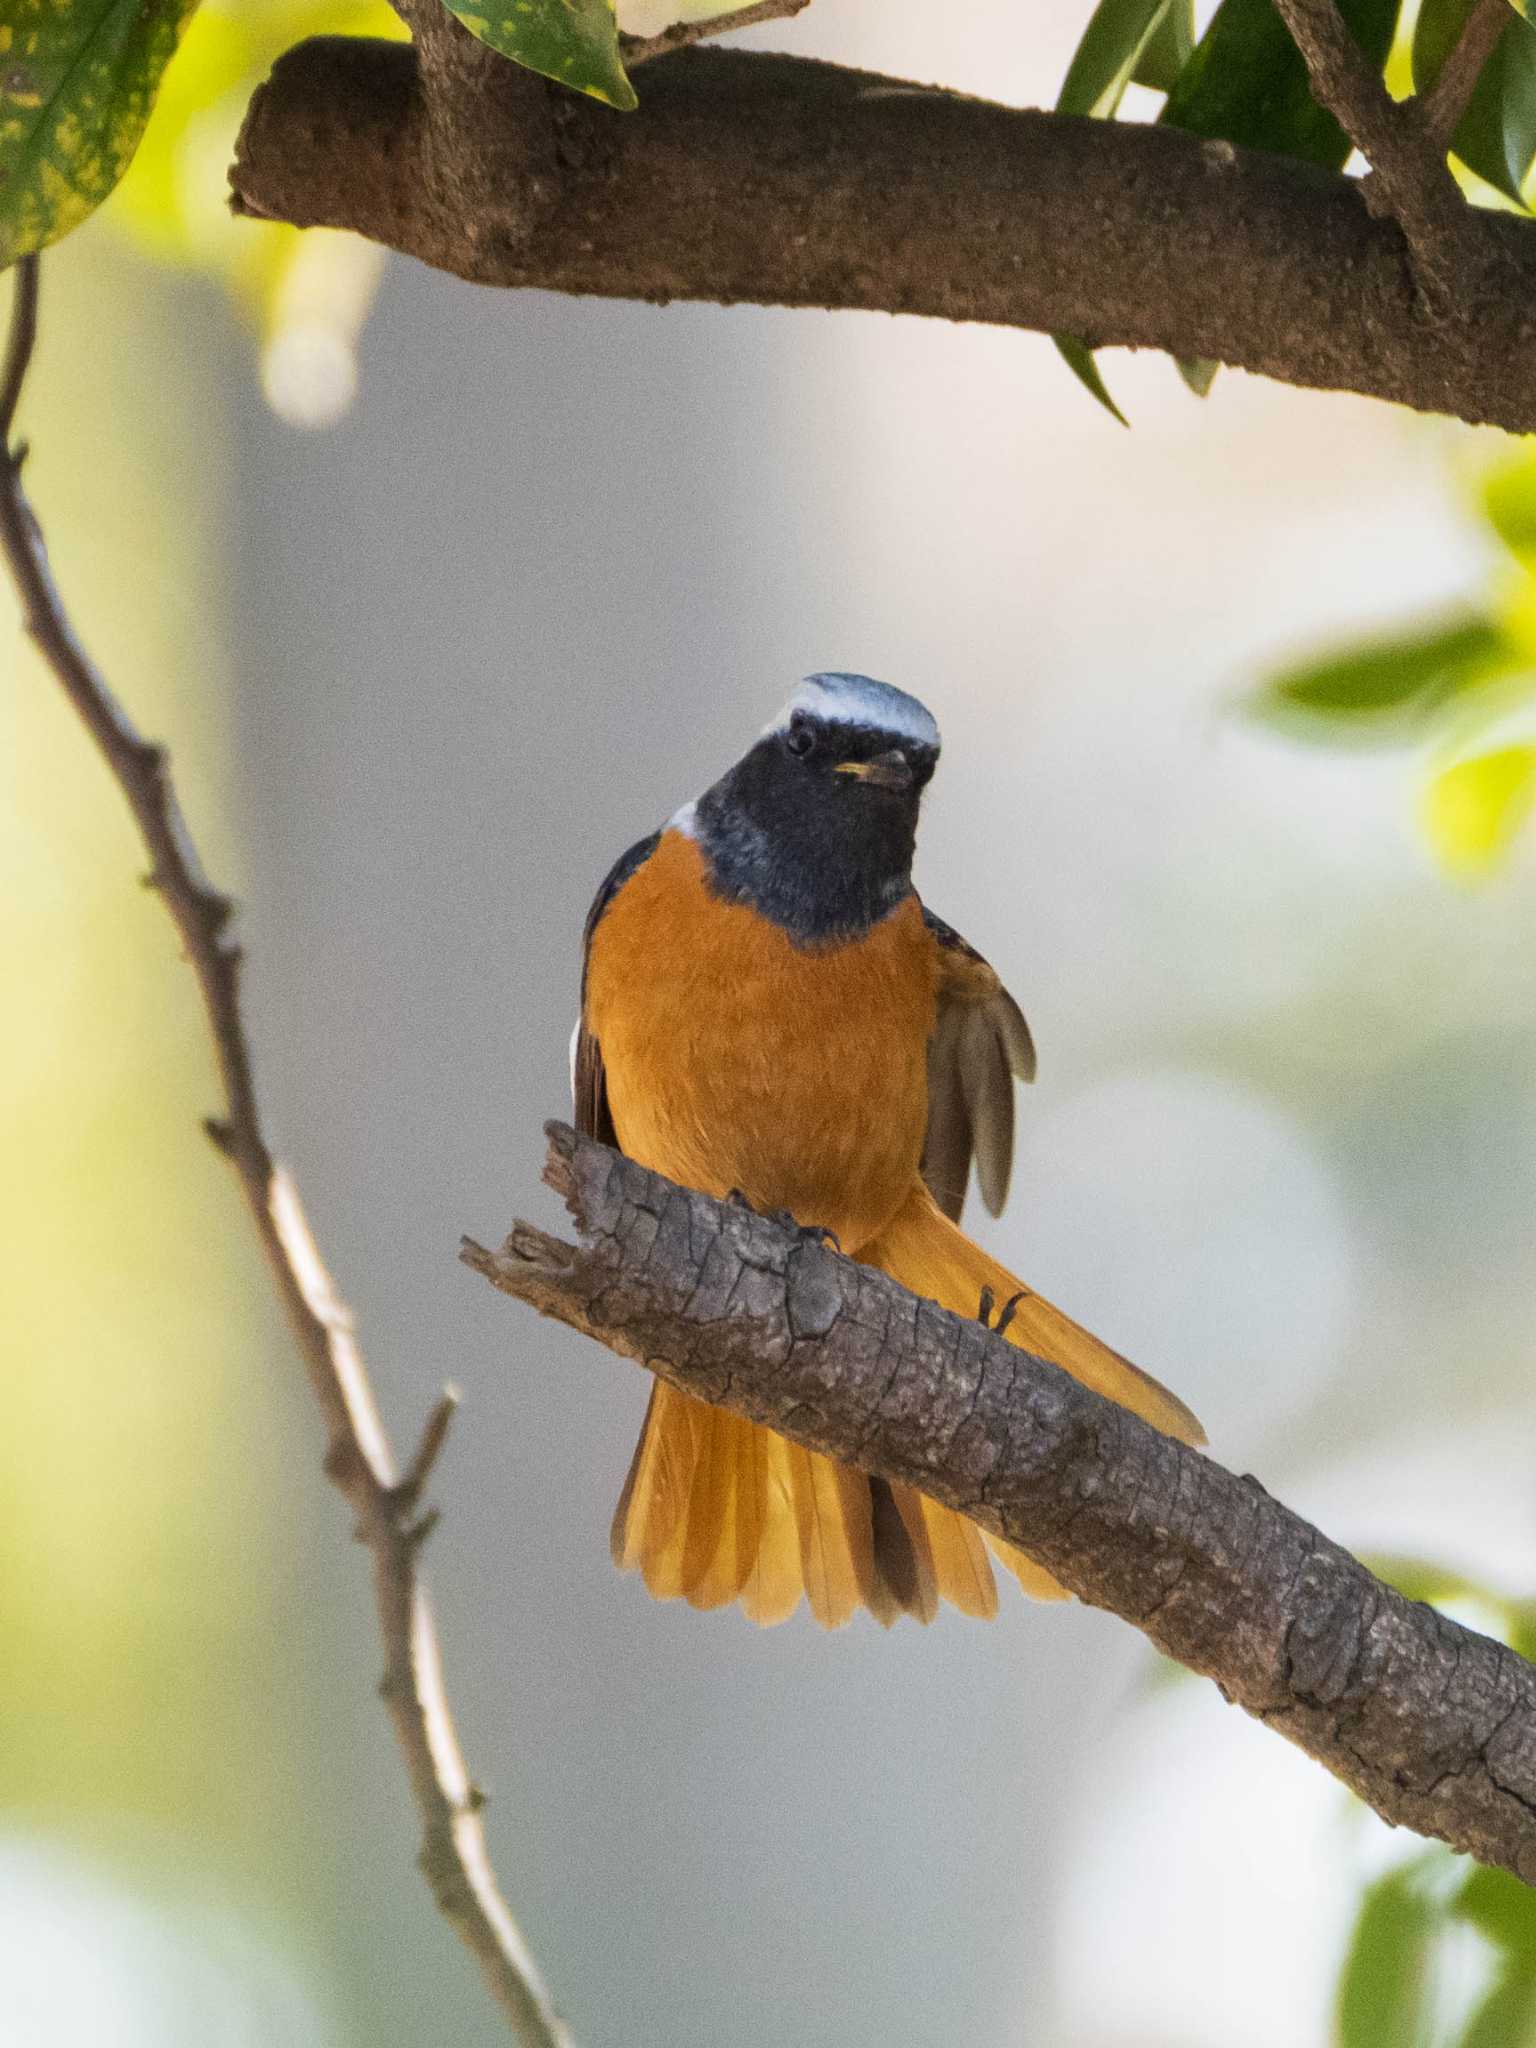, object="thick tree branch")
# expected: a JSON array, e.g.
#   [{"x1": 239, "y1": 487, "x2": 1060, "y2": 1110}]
[
  {"x1": 1, "y1": 261, "x2": 571, "y2": 2048},
  {"x1": 229, "y1": 44, "x2": 1536, "y2": 432},
  {"x1": 466, "y1": 1123, "x2": 1536, "y2": 1887}
]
